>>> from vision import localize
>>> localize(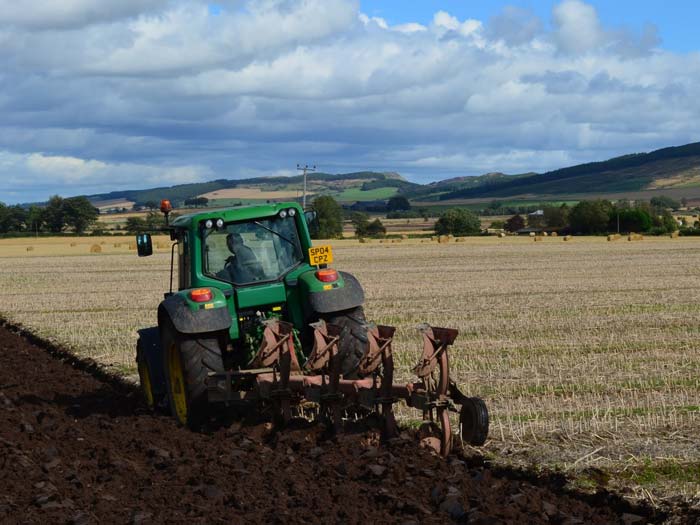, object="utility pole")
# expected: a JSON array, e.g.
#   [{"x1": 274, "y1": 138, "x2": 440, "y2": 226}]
[{"x1": 297, "y1": 164, "x2": 316, "y2": 209}]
